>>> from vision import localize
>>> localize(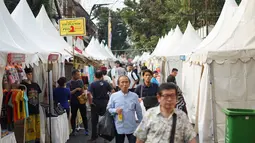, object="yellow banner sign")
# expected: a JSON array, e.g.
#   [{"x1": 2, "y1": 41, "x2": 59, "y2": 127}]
[{"x1": 59, "y1": 18, "x2": 86, "y2": 36}]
